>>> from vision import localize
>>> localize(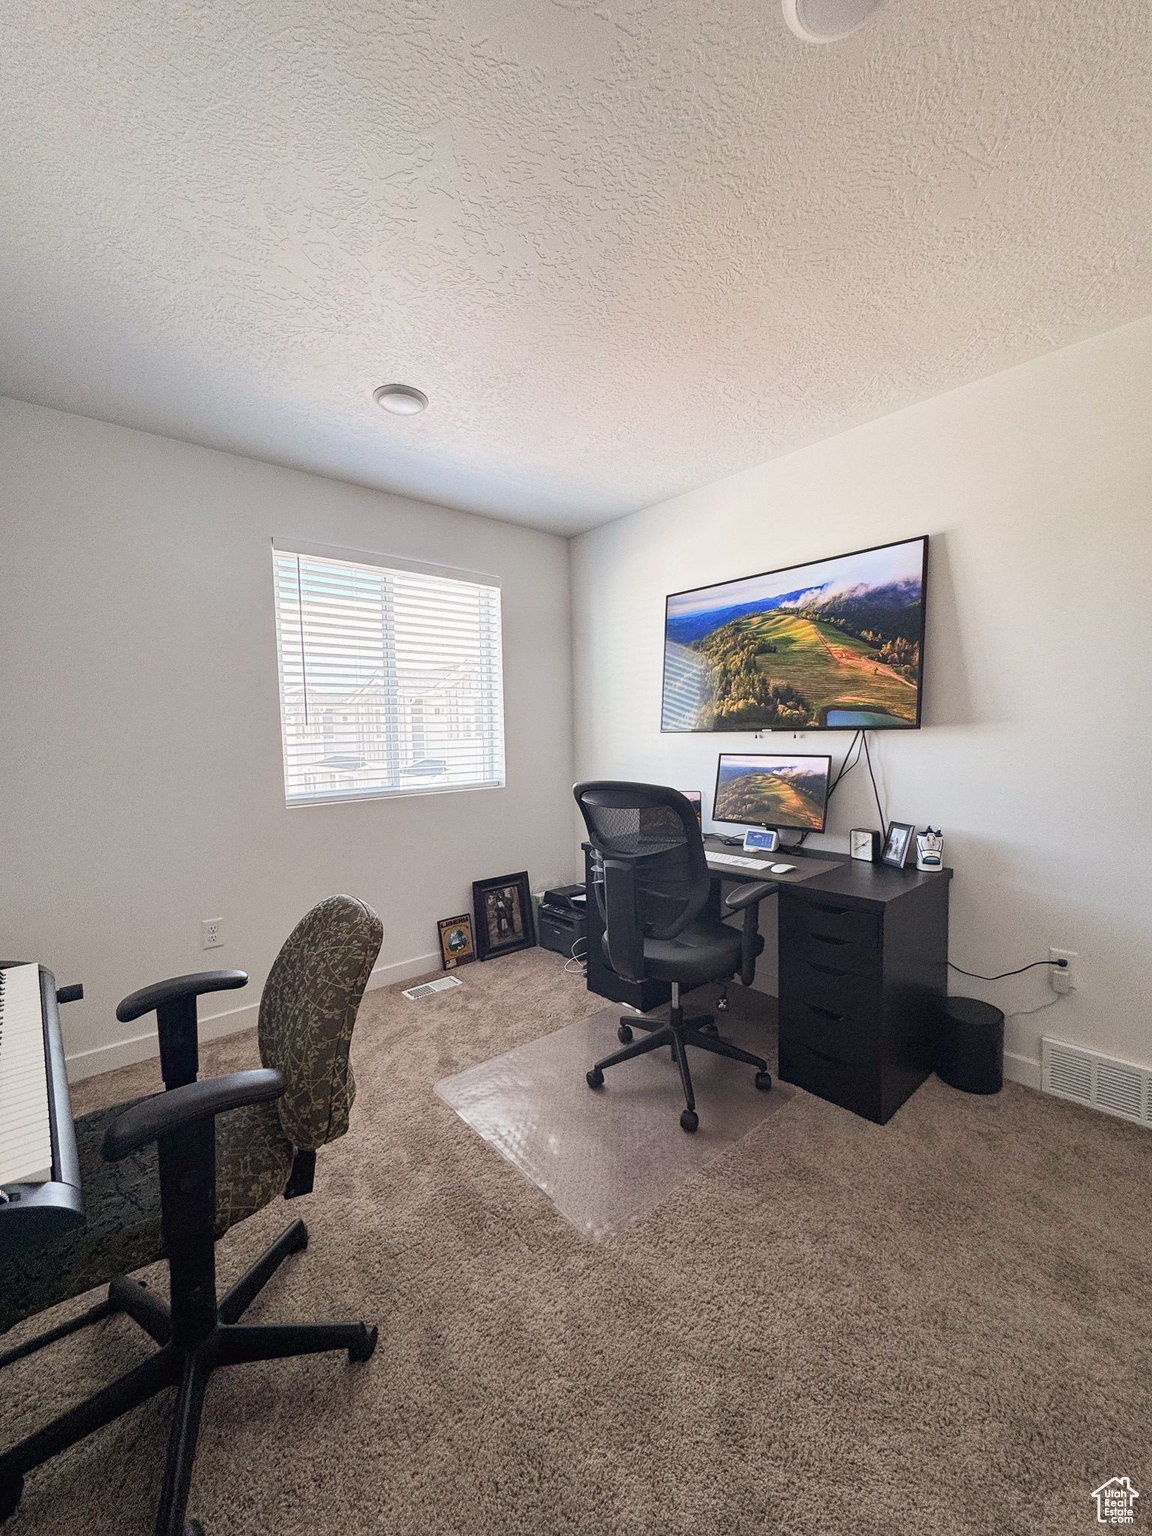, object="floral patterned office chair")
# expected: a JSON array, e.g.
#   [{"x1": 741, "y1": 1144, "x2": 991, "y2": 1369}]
[{"x1": 0, "y1": 893, "x2": 383, "y2": 1536}]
